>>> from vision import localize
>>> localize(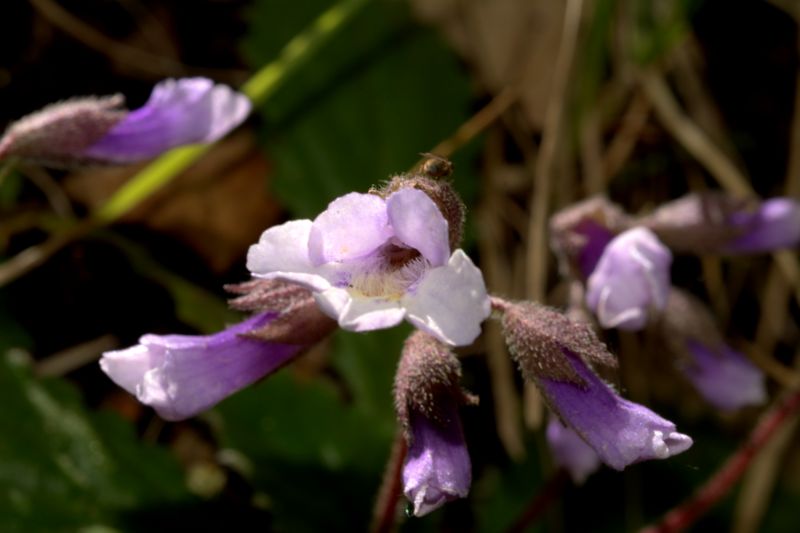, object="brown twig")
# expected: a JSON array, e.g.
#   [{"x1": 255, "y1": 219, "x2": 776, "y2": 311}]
[
  {"x1": 427, "y1": 85, "x2": 520, "y2": 160},
  {"x1": 370, "y1": 431, "x2": 408, "y2": 533},
  {"x1": 639, "y1": 389, "x2": 800, "y2": 533}
]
